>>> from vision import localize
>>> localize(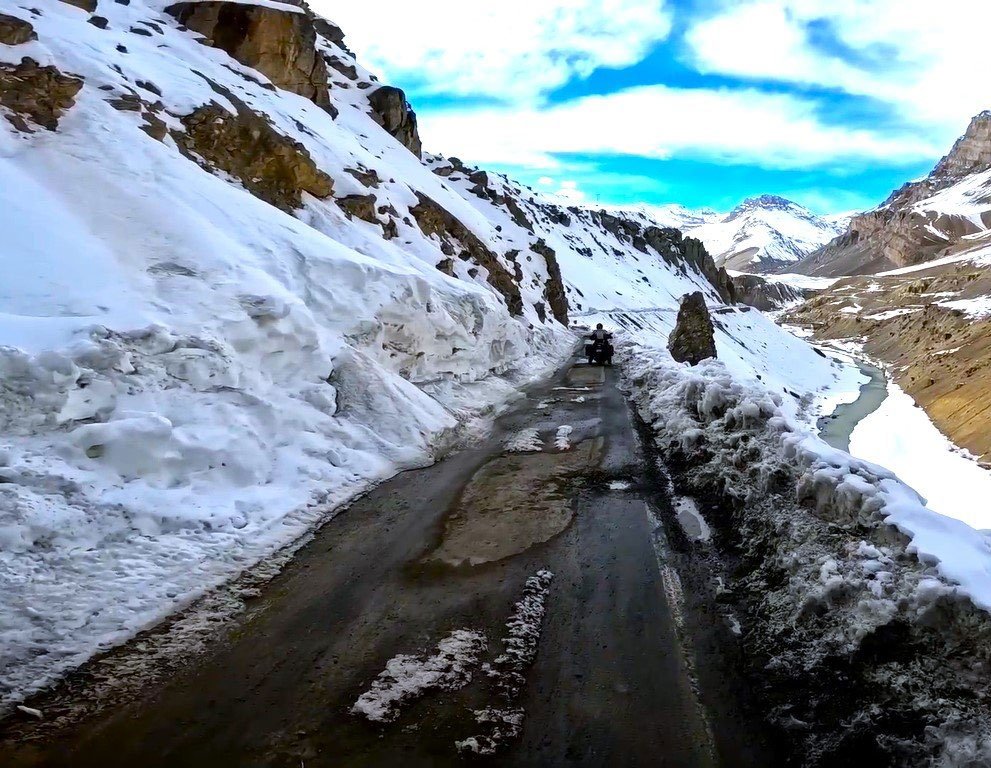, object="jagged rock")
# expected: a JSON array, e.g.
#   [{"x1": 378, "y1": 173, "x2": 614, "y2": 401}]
[
  {"x1": 367, "y1": 85, "x2": 421, "y2": 157},
  {"x1": 312, "y1": 16, "x2": 350, "y2": 54},
  {"x1": 382, "y1": 218, "x2": 398, "y2": 240},
  {"x1": 175, "y1": 101, "x2": 332, "y2": 211},
  {"x1": 411, "y1": 193, "x2": 522, "y2": 315},
  {"x1": 0, "y1": 13, "x2": 37, "y2": 45},
  {"x1": 326, "y1": 56, "x2": 357, "y2": 81},
  {"x1": 642, "y1": 226, "x2": 736, "y2": 304},
  {"x1": 344, "y1": 166, "x2": 380, "y2": 188},
  {"x1": 87, "y1": 15, "x2": 109, "y2": 29},
  {"x1": 165, "y1": 1, "x2": 330, "y2": 108},
  {"x1": 797, "y1": 112, "x2": 991, "y2": 276},
  {"x1": 0, "y1": 57, "x2": 84, "y2": 132},
  {"x1": 668, "y1": 292, "x2": 716, "y2": 365},
  {"x1": 60, "y1": 0, "x2": 97, "y2": 11},
  {"x1": 730, "y1": 273, "x2": 808, "y2": 311},
  {"x1": 336, "y1": 193, "x2": 377, "y2": 222},
  {"x1": 531, "y1": 239, "x2": 568, "y2": 324}
]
